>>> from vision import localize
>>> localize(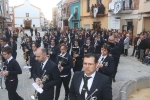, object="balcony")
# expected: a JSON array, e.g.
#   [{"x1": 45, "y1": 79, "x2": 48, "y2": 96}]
[
  {"x1": 81, "y1": 4, "x2": 106, "y2": 18},
  {"x1": 109, "y1": 0, "x2": 134, "y2": 14}
]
